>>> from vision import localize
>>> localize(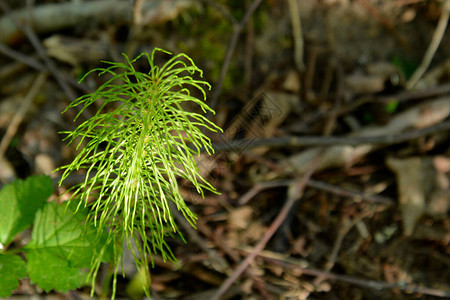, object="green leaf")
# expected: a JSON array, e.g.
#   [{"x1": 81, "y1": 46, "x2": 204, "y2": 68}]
[
  {"x1": 0, "y1": 175, "x2": 53, "y2": 245},
  {"x1": 26, "y1": 248, "x2": 87, "y2": 293},
  {"x1": 26, "y1": 201, "x2": 112, "y2": 292},
  {"x1": 0, "y1": 254, "x2": 27, "y2": 297}
]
